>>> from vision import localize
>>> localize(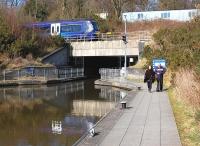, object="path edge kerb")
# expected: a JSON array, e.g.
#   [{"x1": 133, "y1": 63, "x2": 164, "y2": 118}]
[
  {"x1": 74, "y1": 79, "x2": 141, "y2": 146},
  {"x1": 95, "y1": 79, "x2": 141, "y2": 91}
]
